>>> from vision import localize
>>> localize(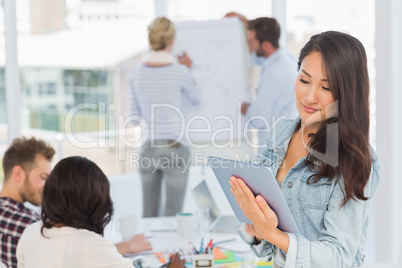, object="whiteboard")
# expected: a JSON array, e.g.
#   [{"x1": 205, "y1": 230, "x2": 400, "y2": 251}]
[{"x1": 172, "y1": 18, "x2": 250, "y2": 144}]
